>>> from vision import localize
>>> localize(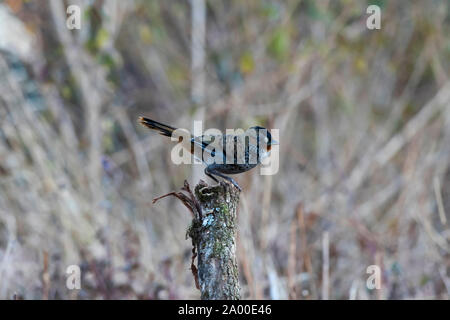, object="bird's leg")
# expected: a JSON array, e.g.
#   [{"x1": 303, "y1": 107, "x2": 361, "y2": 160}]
[
  {"x1": 204, "y1": 167, "x2": 219, "y2": 183},
  {"x1": 208, "y1": 168, "x2": 242, "y2": 192}
]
